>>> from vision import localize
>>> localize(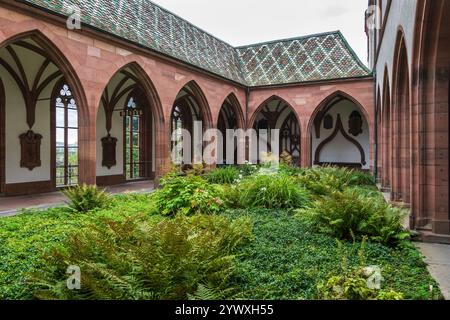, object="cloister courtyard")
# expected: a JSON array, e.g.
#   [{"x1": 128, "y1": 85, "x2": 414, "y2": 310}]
[{"x1": 0, "y1": 0, "x2": 449, "y2": 302}]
